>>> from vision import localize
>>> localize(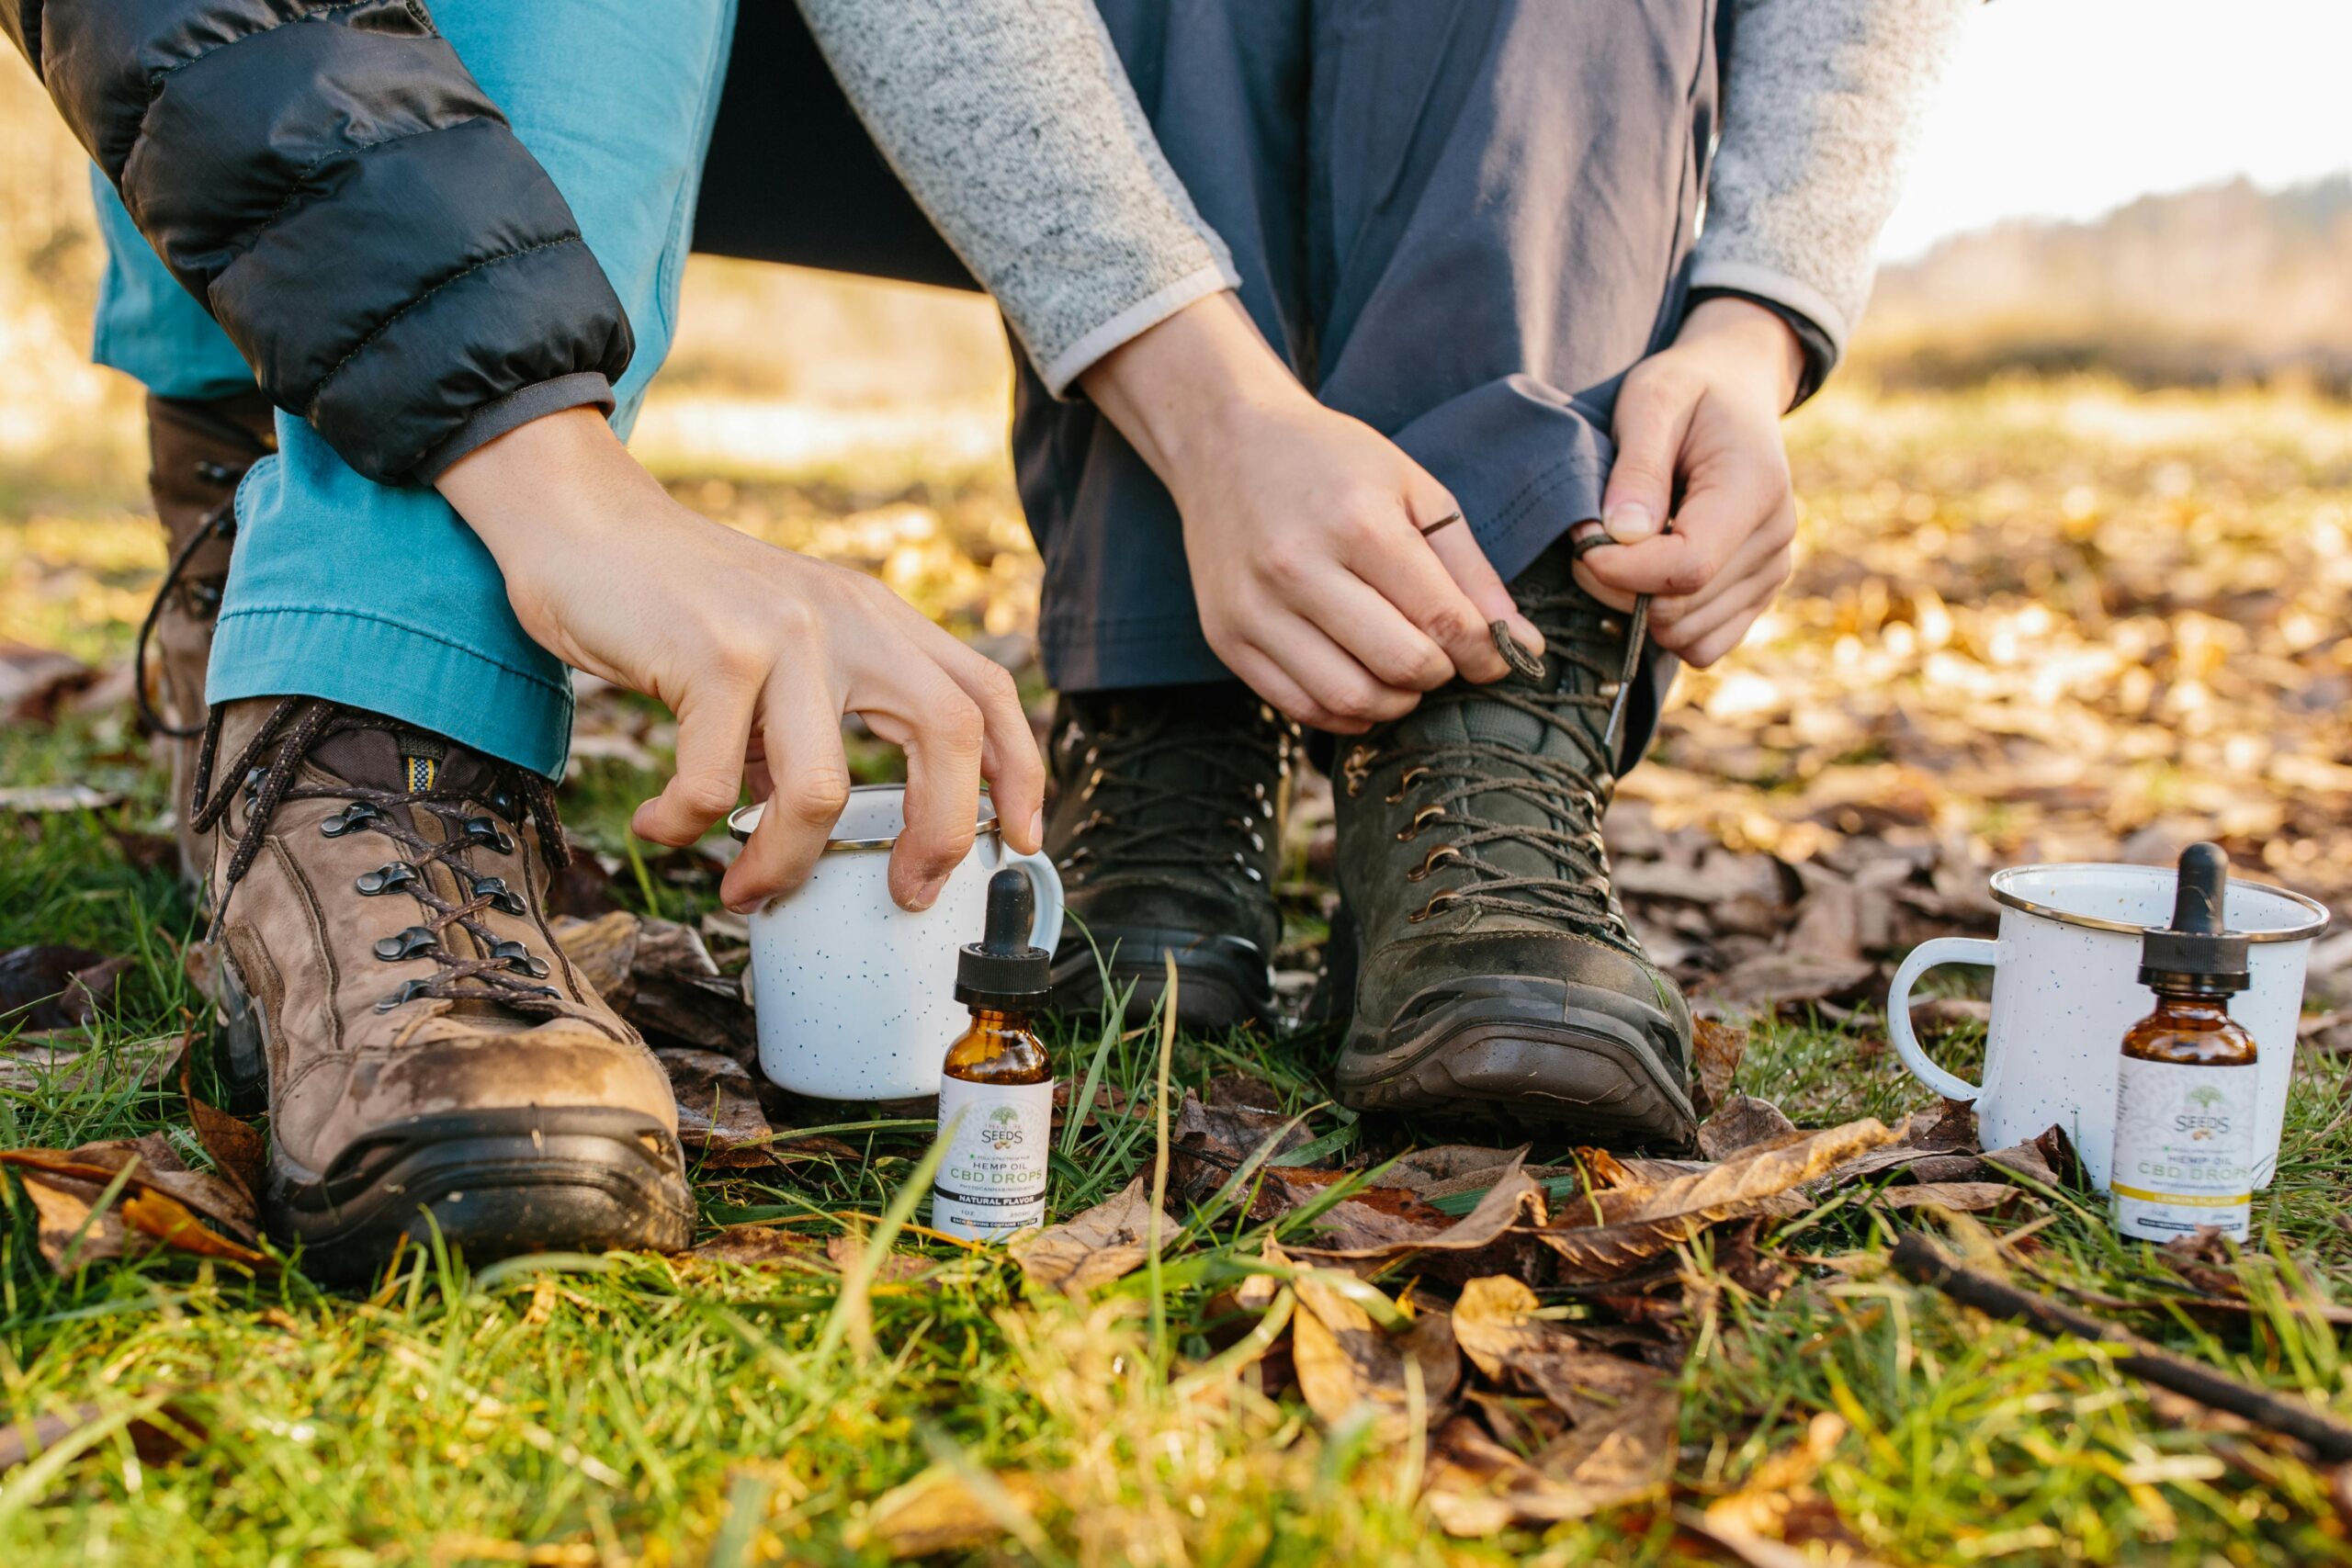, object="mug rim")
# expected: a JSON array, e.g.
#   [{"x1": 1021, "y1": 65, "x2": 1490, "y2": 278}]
[
  {"x1": 1990, "y1": 862, "x2": 2331, "y2": 943},
  {"x1": 725, "y1": 784, "x2": 1000, "y2": 855}
]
